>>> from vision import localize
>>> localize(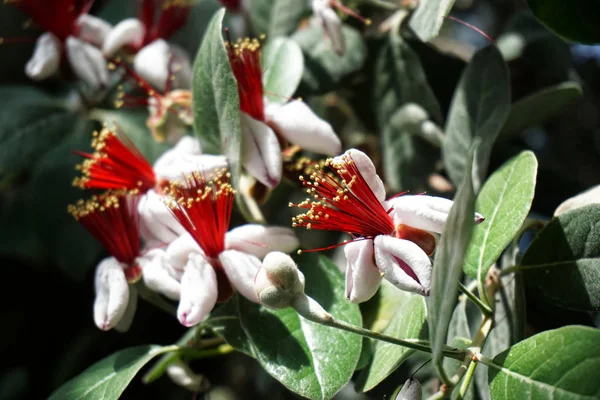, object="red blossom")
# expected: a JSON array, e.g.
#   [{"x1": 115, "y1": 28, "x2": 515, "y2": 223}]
[
  {"x1": 73, "y1": 128, "x2": 157, "y2": 193},
  {"x1": 139, "y1": 0, "x2": 192, "y2": 46}
]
